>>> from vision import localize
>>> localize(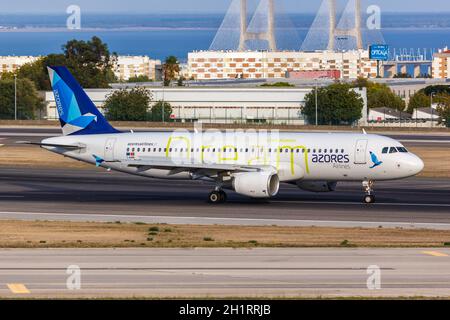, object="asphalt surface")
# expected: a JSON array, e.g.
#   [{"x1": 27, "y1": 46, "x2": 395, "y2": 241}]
[
  {"x1": 1, "y1": 248, "x2": 450, "y2": 298},
  {"x1": 0, "y1": 127, "x2": 449, "y2": 147},
  {"x1": 0, "y1": 167, "x2": 449, "y2": 229}
]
